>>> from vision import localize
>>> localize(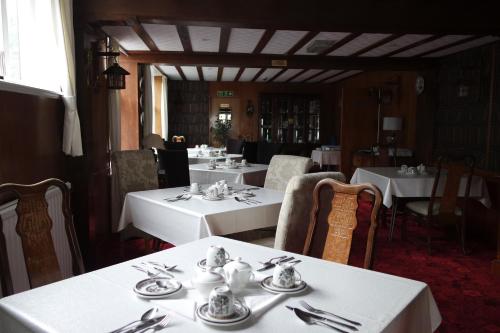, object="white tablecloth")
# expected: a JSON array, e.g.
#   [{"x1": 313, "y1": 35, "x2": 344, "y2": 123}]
[
  {"x1": 0, "y1": 236, "x2": 441, "y2": 333},
  {"x1": 350, "y1": 167, "x2": 491, "y2": 208},
  {"x1": 189, "y1": 163, "x2": 268, "y2": 187},
  {"x1": 118, "y1": 185, "x2": 283, "y2": 245},
  {"x1": 188, "y1": 154, "x2": 243, "y2": 165},
  {"x1": 311, "y1": 150, "x2": 341, "y2": 168},
  {"x1": 187, "y1": 147, "x2": 226, "y2": 156}
]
